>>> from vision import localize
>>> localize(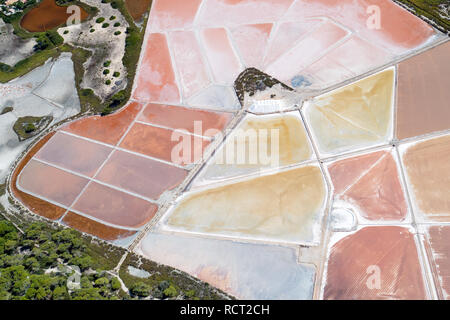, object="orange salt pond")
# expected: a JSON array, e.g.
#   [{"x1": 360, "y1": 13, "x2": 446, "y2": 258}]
[
  {"x1": 304, "y1": 68, "x2": 395, "y2": 156},
  {"x1": 61, "y1": 102, "x2": 142, "y2": 146},
  {"x1": 20, "y1": 0, "x2": 88, "y2": 32},
  {"x1": 165, "y1": 165, "x2": 327, "y2": 244},
  {"x1": 138, "y1": 103, "x2": 233, "y2": 137},
  {"x1": 402, "y1": 134, "x2": 450, "y2": 221},
  {"x1": 120, "y1": 123, "x2": 211, "y2": 165},
  {"x1": 396, "y1": 41, "x2": 450, "y2": 140},
  {"x1": 328, "y1": 150, "x2": 407, "y2": 221},
  {"x1": 324, "y1": 226, "x2": 427, "y2": 300}
]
